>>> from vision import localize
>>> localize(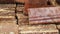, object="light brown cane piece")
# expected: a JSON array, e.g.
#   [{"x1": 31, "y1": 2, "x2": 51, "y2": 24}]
[
  {"x1": 16, "y1": 13, "x2": 28, "y2": 19},
  {"x1": 19, "y1": 24, "x2": 58, "y2": 34}
]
